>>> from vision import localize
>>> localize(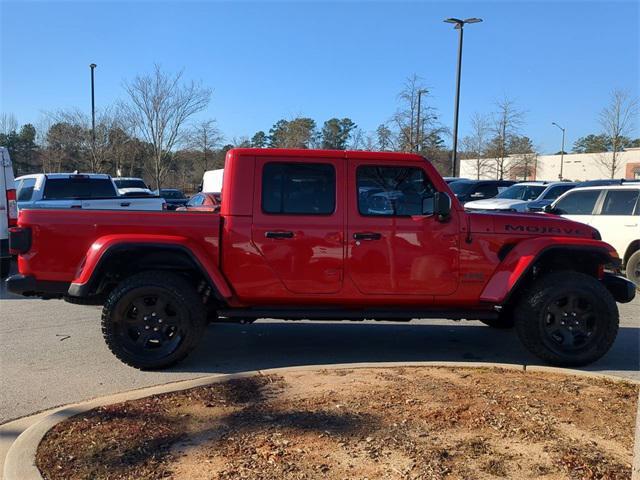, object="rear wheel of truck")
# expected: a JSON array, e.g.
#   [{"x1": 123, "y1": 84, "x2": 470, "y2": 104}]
[
  {"x1": 102, "y1": 271, "x2": 206, "y2": 370},
  {"x1": 514, "y1": 271, "x2": 618, "y2": 367}
]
